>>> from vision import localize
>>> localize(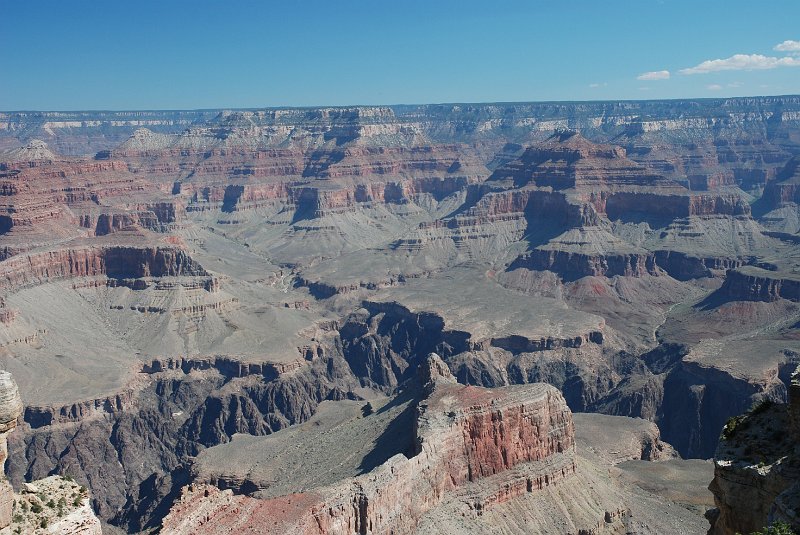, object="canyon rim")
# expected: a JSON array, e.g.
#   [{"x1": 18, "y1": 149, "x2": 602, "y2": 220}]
[{"x1": 2, "y1": 1, "x2": 800, "y2": 533}]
